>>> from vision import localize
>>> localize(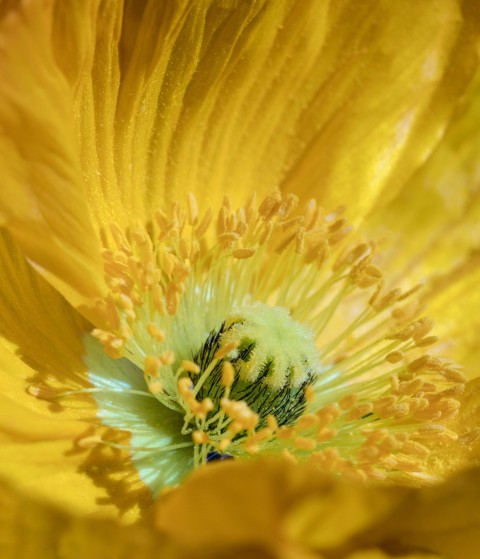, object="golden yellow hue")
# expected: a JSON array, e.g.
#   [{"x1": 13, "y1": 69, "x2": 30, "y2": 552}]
[
  {"x1": 74, "y1": 190, "x2": 469, "y2": 490},
  {"x1": 1, "y1": 460, "x2": 480, "y2": 559},
  {"x1": 0, "y1": 0, "x2": 479, "y2": 557},
  {"x1": 155, "y1": 460, "x2": 480, "y2": 559},
  {"x1": 0, "y1": 0, "x2": 479, "y2": 308}
]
